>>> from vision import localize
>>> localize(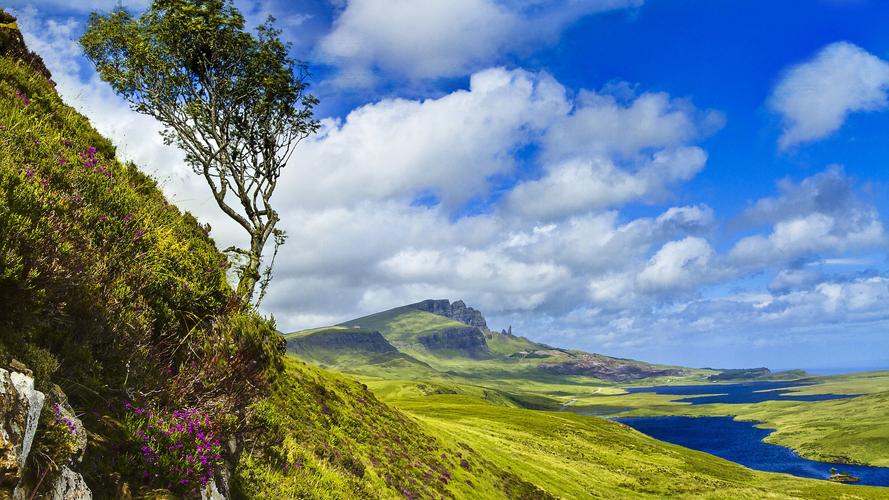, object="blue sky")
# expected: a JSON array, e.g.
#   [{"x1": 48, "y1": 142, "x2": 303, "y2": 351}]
[{"x1": 10, "y1": 0, "x2": 889, "y2": 371}]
